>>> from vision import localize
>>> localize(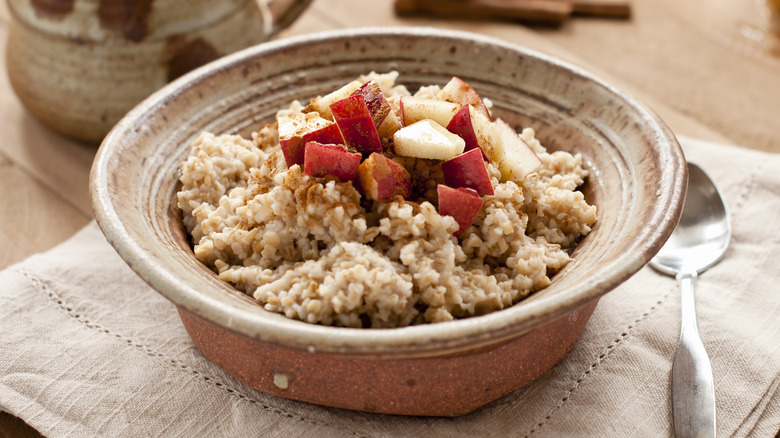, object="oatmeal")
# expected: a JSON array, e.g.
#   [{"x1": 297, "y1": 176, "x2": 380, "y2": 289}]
[{"x1": 177, "y1": 72, "x2": 597, "y2": 328}]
